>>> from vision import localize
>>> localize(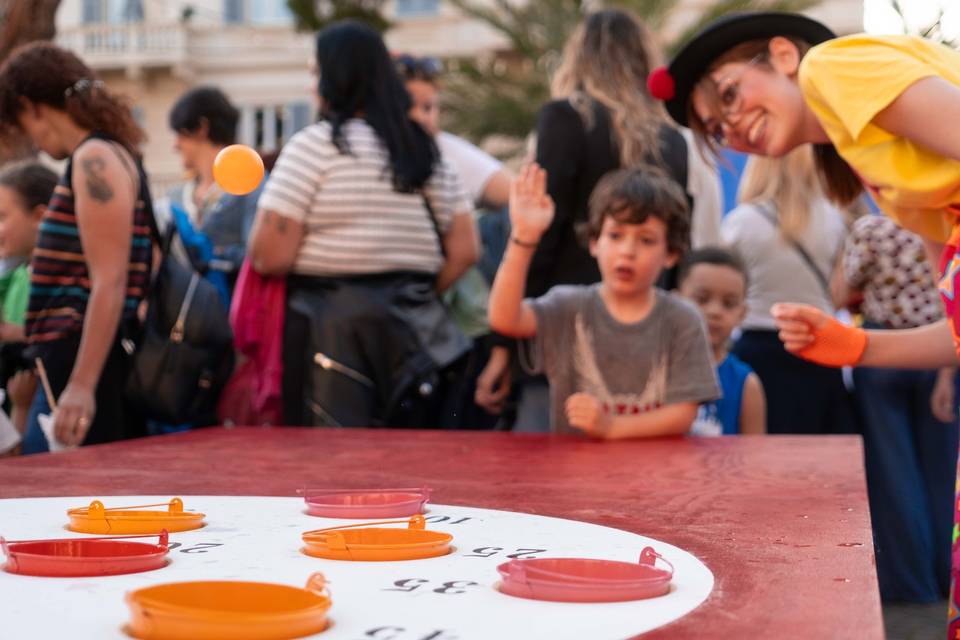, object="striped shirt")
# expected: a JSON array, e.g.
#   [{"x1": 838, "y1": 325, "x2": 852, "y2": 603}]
[
  {"x1": 258, "y1": 119, "x2": 471, "y2": 276},
  {"x1": 26, "y1": 136, "x2": 153, "y2": 344}
]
